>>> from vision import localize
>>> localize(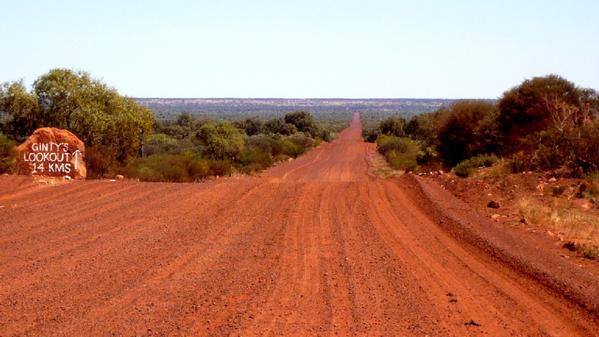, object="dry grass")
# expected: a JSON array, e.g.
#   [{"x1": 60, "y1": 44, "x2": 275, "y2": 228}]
[
  {"x1": 475, "y1": 159, "x2": 511, "y2": 178},
  {"x1": 517, "y1": 197, "x2": 599, "y2": 259}
]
